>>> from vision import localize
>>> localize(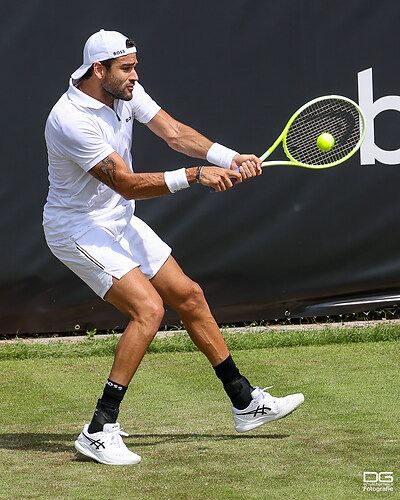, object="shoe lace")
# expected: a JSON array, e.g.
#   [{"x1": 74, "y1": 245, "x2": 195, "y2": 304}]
[
  {"x1": 256, "y1": 386, "x2": 274, "y2": 400},
  {"x1": 108, "y1": 429, "x2": 126, "y2": 449},
  {"x1": 259, "y1": 386, "x2": 276, "y2": 404},
  {"x1": 103, "y1": 424, "x2": 129, "y2": 447},
  {"x1": 261, "y1": 386, "x2": 273, "y2": 393}
]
